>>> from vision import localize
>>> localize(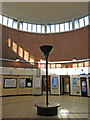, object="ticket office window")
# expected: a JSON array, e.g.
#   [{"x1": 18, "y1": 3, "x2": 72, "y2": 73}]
[{"x1": 20, "y1": 78, "x2": 33, "y2": 88}]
